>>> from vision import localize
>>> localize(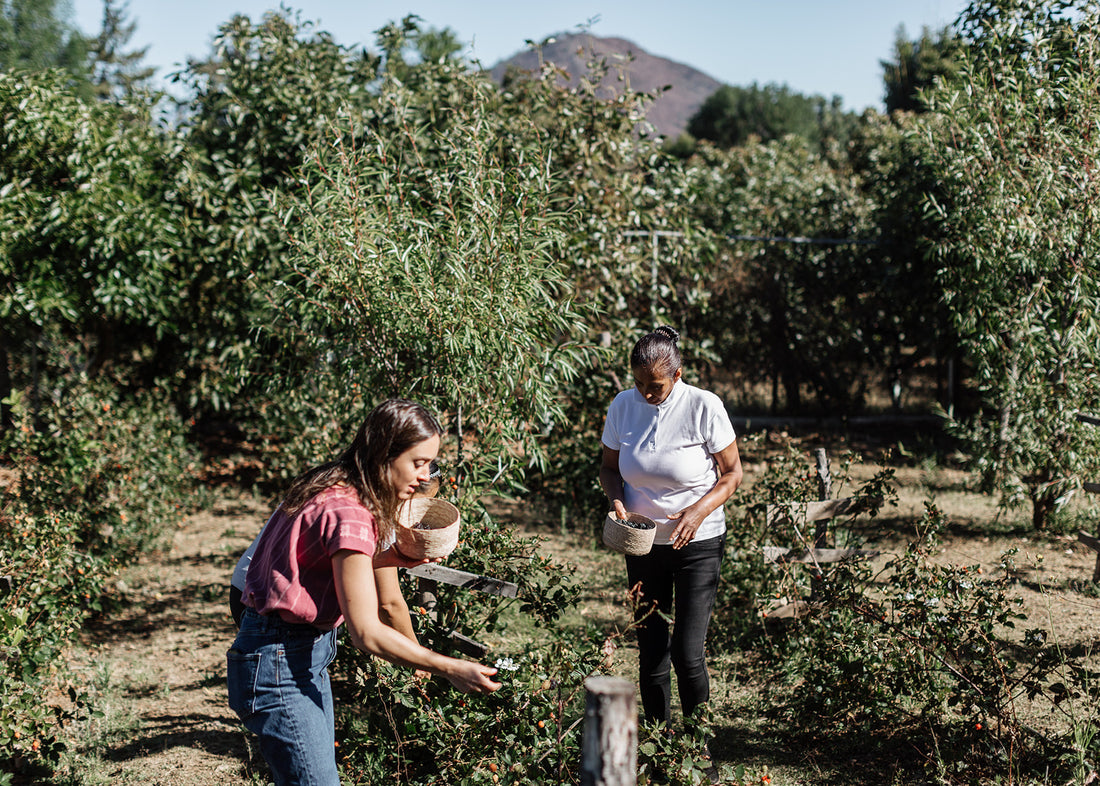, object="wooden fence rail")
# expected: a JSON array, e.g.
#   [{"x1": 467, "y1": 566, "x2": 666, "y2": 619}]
[{"x1": 763, "y1": 449, "x2": 880, "y2": 572}]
